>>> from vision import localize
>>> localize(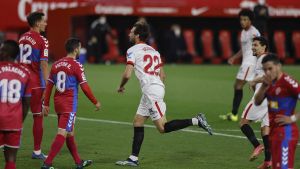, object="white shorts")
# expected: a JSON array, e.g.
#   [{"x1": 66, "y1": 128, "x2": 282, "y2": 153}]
[
  {"x1": 241, "y1": 98, "x2": 269, "y2": 127},
  {"x1": 137, "y1": 85, "x2": 166, "y2": 121},
  {"x1": 236, "y1": 64, "x2": 256, "y2": 81}
]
